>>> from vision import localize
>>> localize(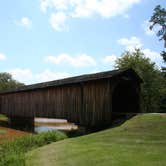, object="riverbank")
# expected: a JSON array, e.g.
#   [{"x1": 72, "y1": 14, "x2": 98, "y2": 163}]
[{"x1": 0, "y1": 126, "x2": 30, "y2": 142}]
